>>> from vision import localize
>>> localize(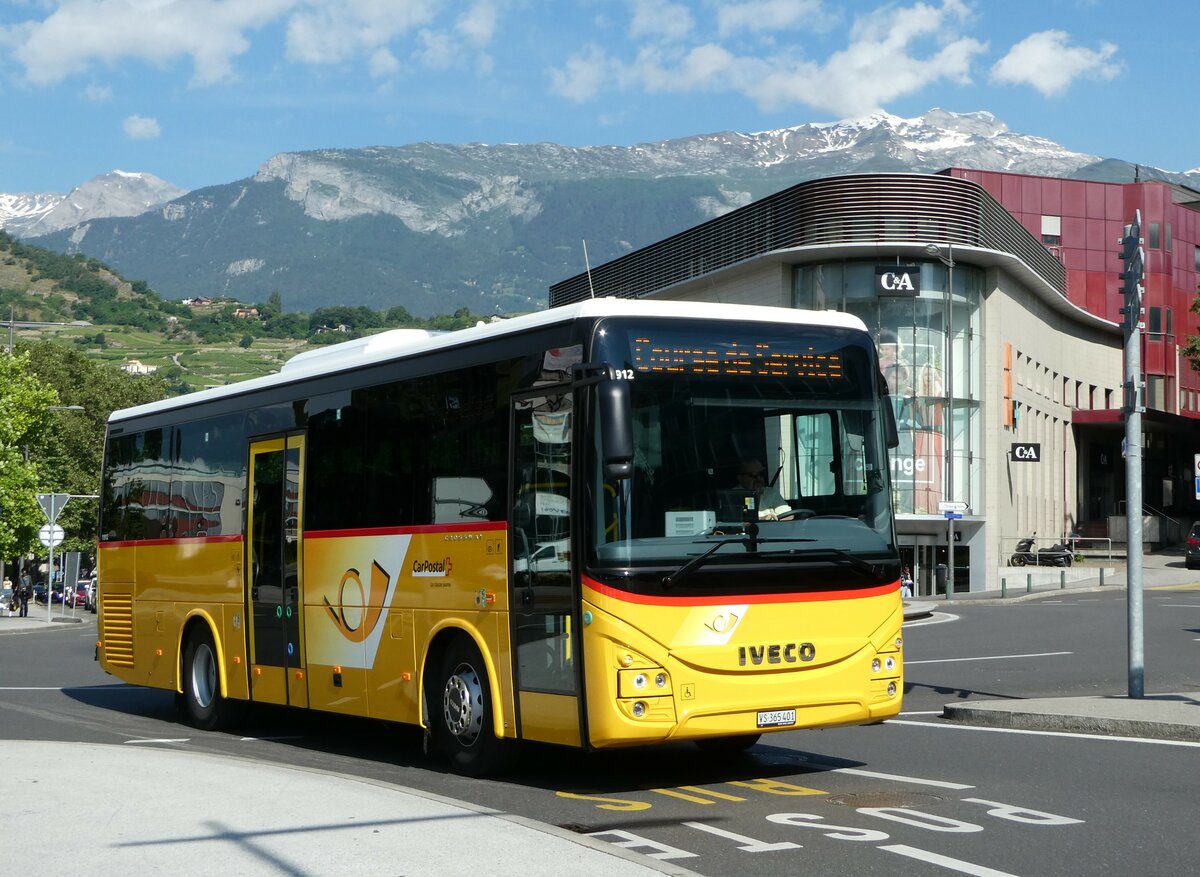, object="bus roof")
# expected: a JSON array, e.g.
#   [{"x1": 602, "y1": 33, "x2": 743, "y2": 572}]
[{"x1": 109, "y1": 298, "x2": 868, "y2": 423}]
